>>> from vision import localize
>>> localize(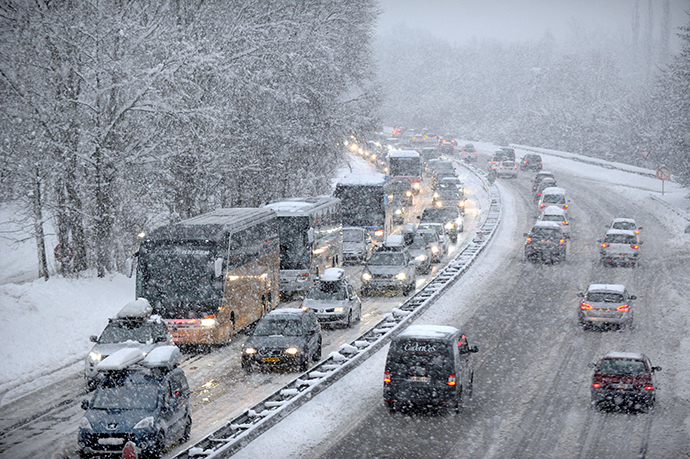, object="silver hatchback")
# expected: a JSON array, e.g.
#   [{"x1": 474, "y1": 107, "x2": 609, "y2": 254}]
[{"x1": 578, "y1": 284, "x2": 635, "y2": 330}]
